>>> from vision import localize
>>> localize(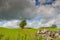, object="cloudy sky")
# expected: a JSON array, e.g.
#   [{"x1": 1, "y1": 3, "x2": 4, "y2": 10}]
[{"x1": 0, "y1": 0, "x2": 60, "y2": 28}]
